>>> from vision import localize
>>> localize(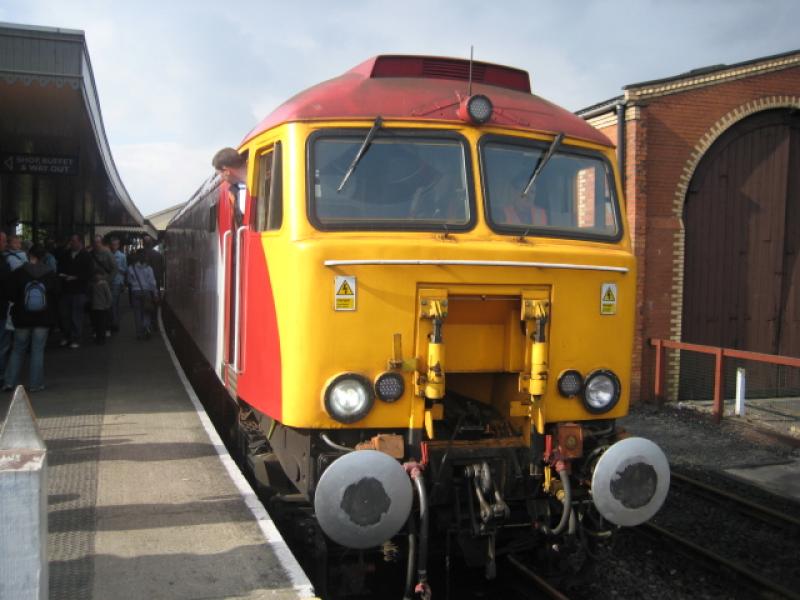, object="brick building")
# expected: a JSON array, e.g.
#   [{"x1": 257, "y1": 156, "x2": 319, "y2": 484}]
[{"x1": 578, "y1": 49, "x2": 800, "y2": 402}]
